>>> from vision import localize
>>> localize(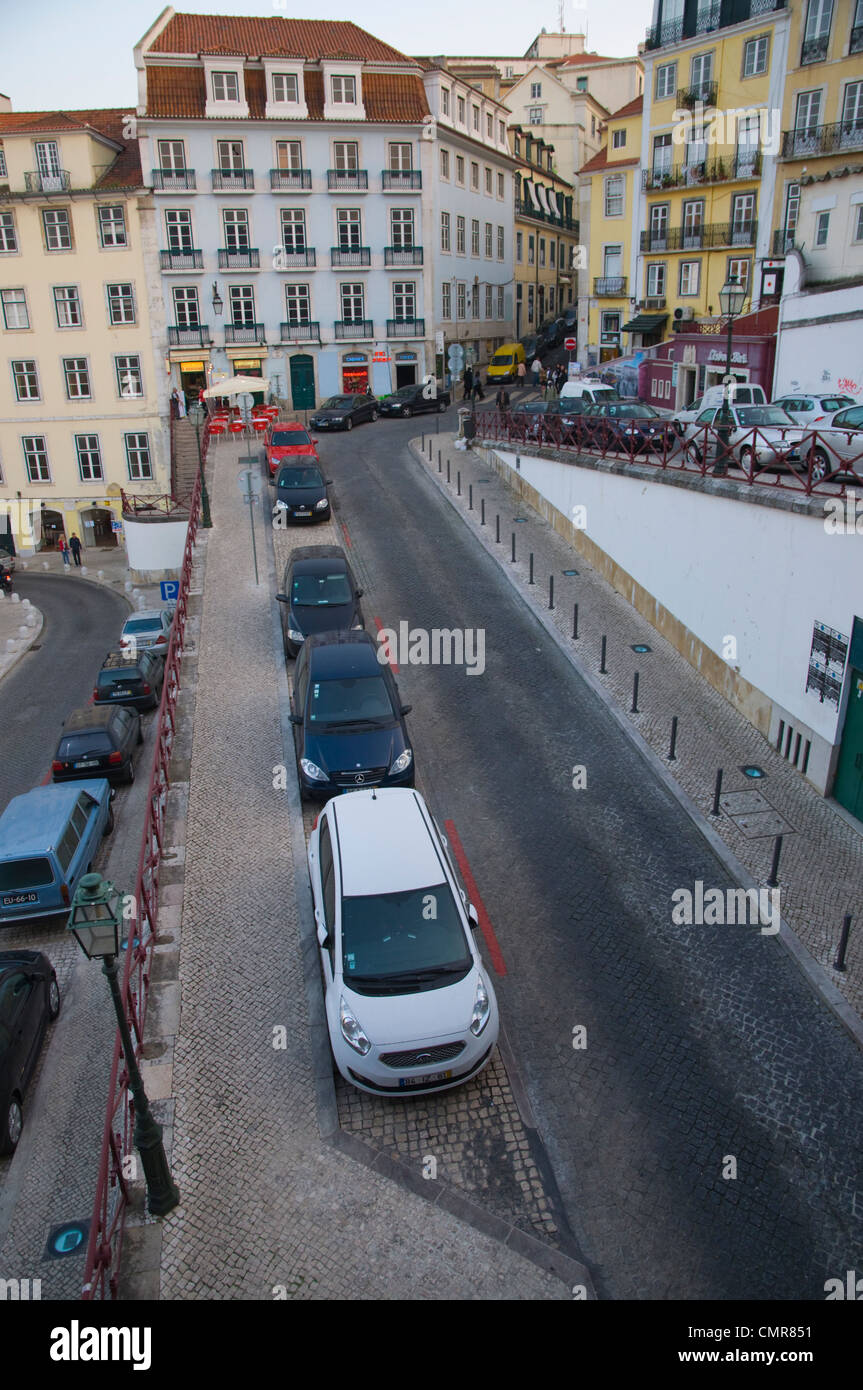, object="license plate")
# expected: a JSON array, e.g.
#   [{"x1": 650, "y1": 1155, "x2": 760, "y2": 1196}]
[
  {"x1": 74, "y1": 759, "x2": 99, "y2": 768},
  {"x1": 112, "y1": 689, "x2": 132, "y2": 697},
  {"x1": 294, "y1": 508, "x2": 311, "y2": 516},
  {"x1": 3, "y1": 892, "x2": 38, "y2": 906},
  {"x1": 398, "y1": 1069, "x2": 452, "y2": 1088}
]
